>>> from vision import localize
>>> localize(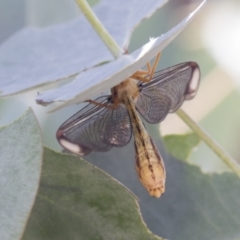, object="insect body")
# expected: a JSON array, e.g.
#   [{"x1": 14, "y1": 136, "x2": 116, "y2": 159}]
[{"x1": 57, "y1": 55, "x2": 200, "y2": 198}]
